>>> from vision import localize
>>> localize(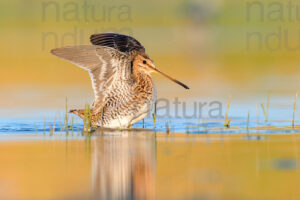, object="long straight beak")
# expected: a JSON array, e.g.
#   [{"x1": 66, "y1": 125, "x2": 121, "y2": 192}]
[{"x1": 148, "y1": 66, "x2": 189, "y2": 89}]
